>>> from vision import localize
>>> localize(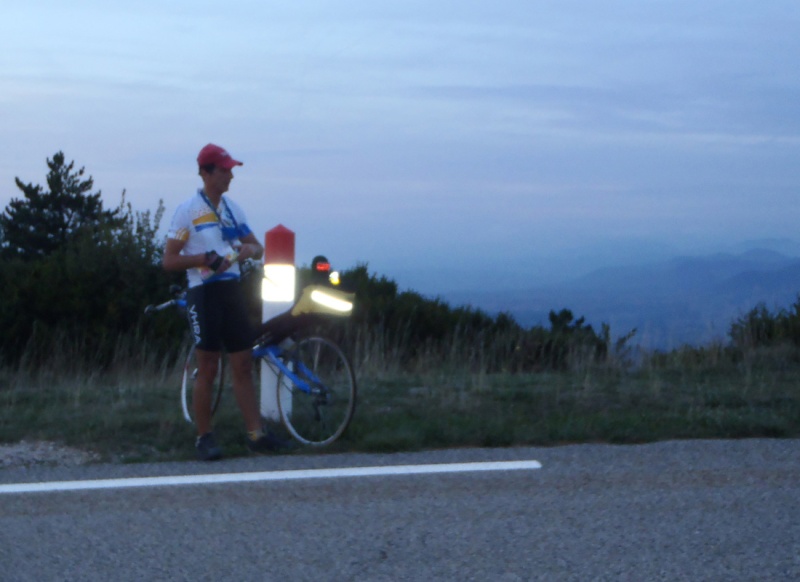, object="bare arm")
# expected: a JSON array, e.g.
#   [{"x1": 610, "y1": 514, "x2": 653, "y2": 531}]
[
  {"x1": 162, "y1": 238, "x2": 206, "y2": 272},
  {"x1": 236, "y1": 232, "x2": 264, "y2": 262},
  {"x1": 162, "y1": 231, "x2": 263, "y2": 273}
]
